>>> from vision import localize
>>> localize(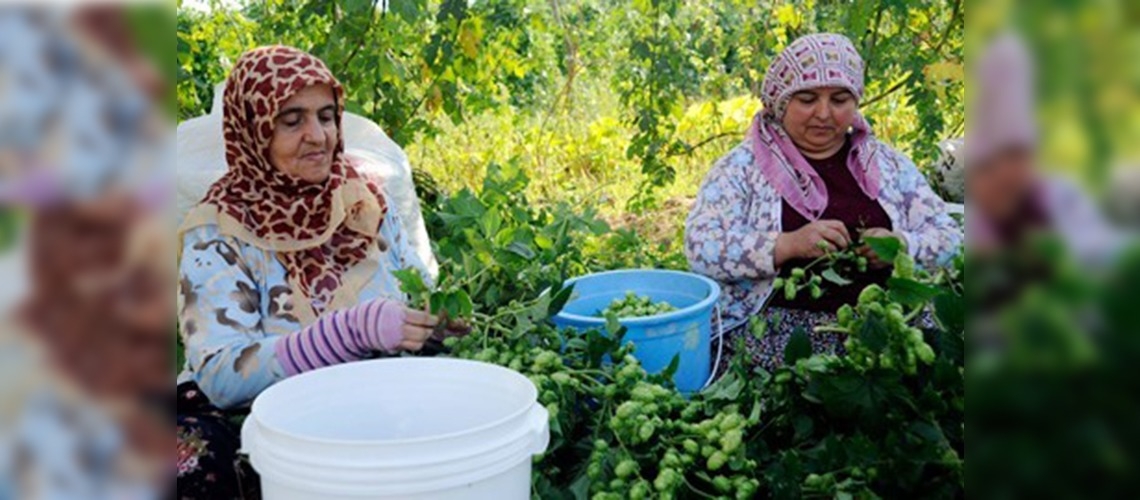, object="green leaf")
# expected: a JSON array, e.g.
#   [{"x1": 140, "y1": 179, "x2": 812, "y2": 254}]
[
  {"x1": 604, "y1": 312, "x2": 623, "y2": 336},
  {"x1": 784, "y1": 327, "x2": 813, "y2": 366},
  {"x1": 342, "y1": 0, "x2": 375, "y2": 15},
  {"x1": 704, "y1": 371, "x2": 744, "y2": 400},
  {"x1": 505, "y1": 241, "x2": 535, "y2": 260},
  {"x1": 792, "y1": 414, "x2": 814, "y2": 440},
  {"x1": 749, "y1": 316, "x2": 768, "y2": 340},
  {"x1": 858, "y1": 313, "x2": 888, "y2": 354},
  {"x1": 937, "y1": 325, "x2": 964, "y2": 366},
  {"x1": 821, "y1": 268, "x2": 853, "y2": 286},
  {"x1": 933, "y1": 291, "x2": 964, "y2": 333},
  {"x1": 887, "y1": 277, "x2": 941, "y2": 307},
  {"x1": 429, "y1": 292, "x2": 444, "y2": 315},
  {"x1": 442, "y1": 291, "x2": 465, "y2": 319},
  {"x1": 392, "y1": 268, "x2": 429, "y2": 296},
  {"x1": 480, "y1": 208, "x2": 501, "y2": 238},
  {"x1": 569, "y1": 472, "x2": 591, "y2": 500},
  {"x1": 864, "y1": 236, "x2": 903, "y2": 262},
  {"x1": 548, "y1": 284, "x2": 576, "y2": 318},
  {"x1": 389, "y1": 0, "x2": 426, "y2": 24},
  {"x1": 565, "y1": 337, "x2": 588, "y2": 352},
  {"x1": 454, "y1": 289, "x2": 473, "y2": 317},
  {"x1": 810, "y1": 372, "x2": 896, "y2": 420},
  {"x1": 535, "y1": 233, "x2": 554, "y2": 250}
]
